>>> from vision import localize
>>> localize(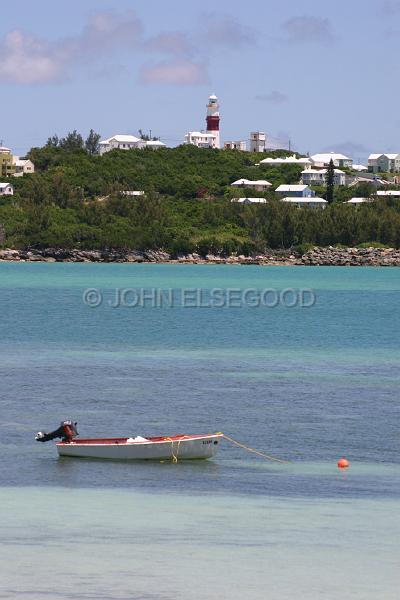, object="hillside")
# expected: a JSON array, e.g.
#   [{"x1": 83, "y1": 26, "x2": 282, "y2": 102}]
[{"x1": 0, "y1": 144, "x2": 400, "y2": 253}]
